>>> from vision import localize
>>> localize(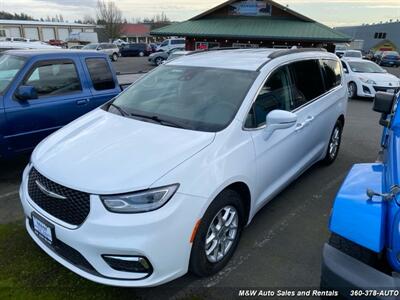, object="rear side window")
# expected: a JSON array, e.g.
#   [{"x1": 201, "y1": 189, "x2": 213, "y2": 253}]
[
  {"x1": 86, "y1": 58, "x2": 115, "y2": 91},
  {"x1": 290, "y1": 60, "x2": 325, "y2": 108},
  {"x1": 24, "y1": 60, "x2": 82, "y2": 98},
  {"x1": 321, "y1": 59, "x2": 341, "y2": 91},
  {"x1": 171, "y1": 40, "x2": 185, "y2": 45}
]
